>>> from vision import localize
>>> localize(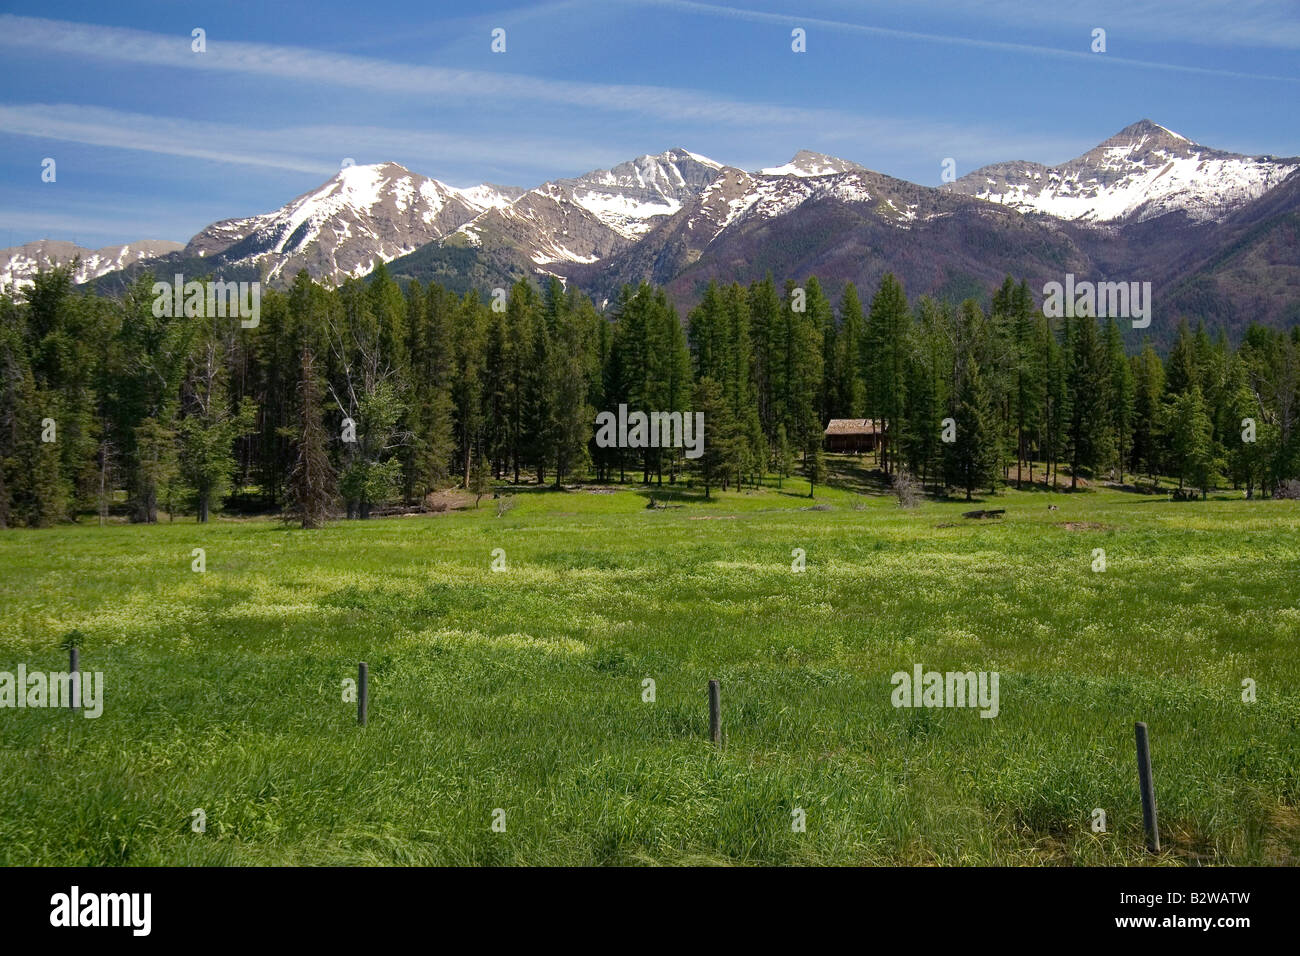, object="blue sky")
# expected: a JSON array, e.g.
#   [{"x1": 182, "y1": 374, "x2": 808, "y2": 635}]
[{"x1": 1, "y1": 0, "x2": 1297, "y2": 248}]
